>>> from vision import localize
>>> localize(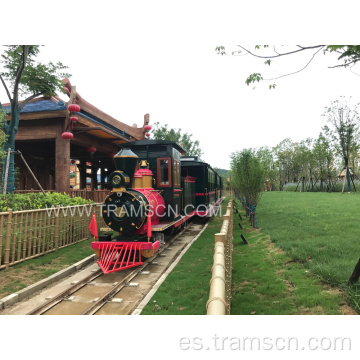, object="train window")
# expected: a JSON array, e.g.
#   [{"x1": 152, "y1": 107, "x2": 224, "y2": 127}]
[{"x1": 157, "y1": 157, "x2": 172, "y2": 187}]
